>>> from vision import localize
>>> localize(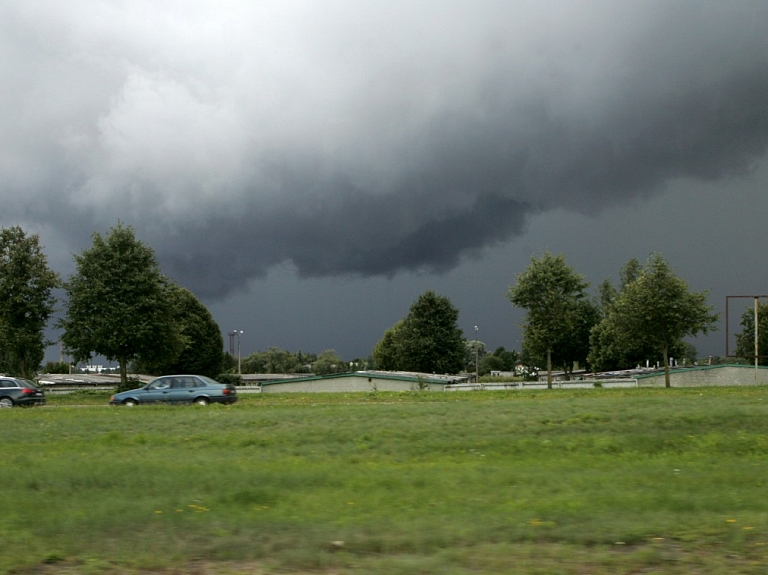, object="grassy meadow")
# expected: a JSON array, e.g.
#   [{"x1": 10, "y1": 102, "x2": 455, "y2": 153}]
[{"x1": 2, "y1": 386, "x2": 768, "y2": 574}]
